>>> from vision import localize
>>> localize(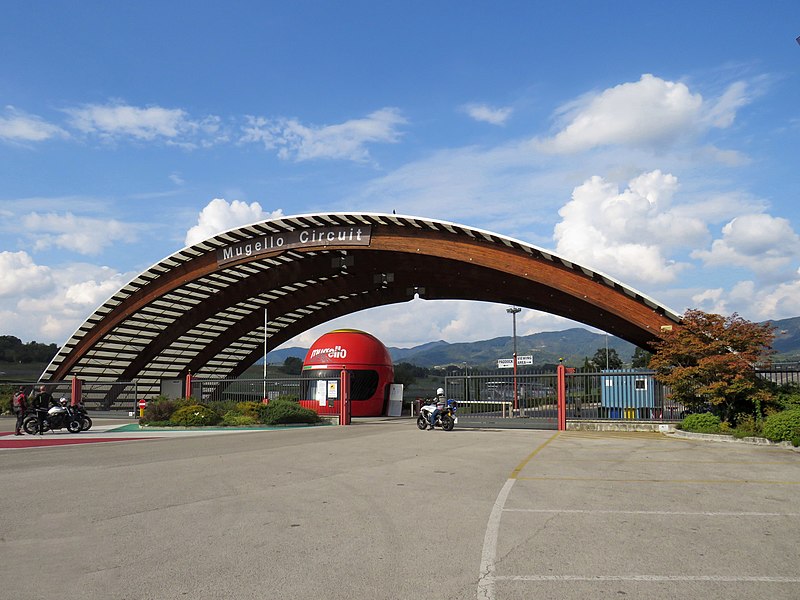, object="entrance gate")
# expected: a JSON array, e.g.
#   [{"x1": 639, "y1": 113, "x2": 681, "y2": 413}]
[{"x1": 444, "y1": 371, "x2": 559, "y2": 429}]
